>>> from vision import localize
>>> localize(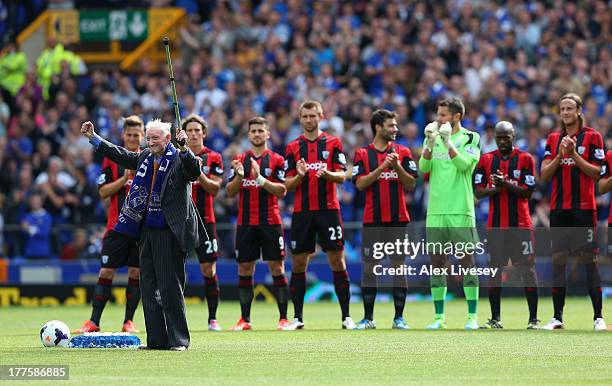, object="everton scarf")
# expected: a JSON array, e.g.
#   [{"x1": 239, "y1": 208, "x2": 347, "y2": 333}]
[{"x1": 115, "y1": 143, "x2": 177, "y2": 237}]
